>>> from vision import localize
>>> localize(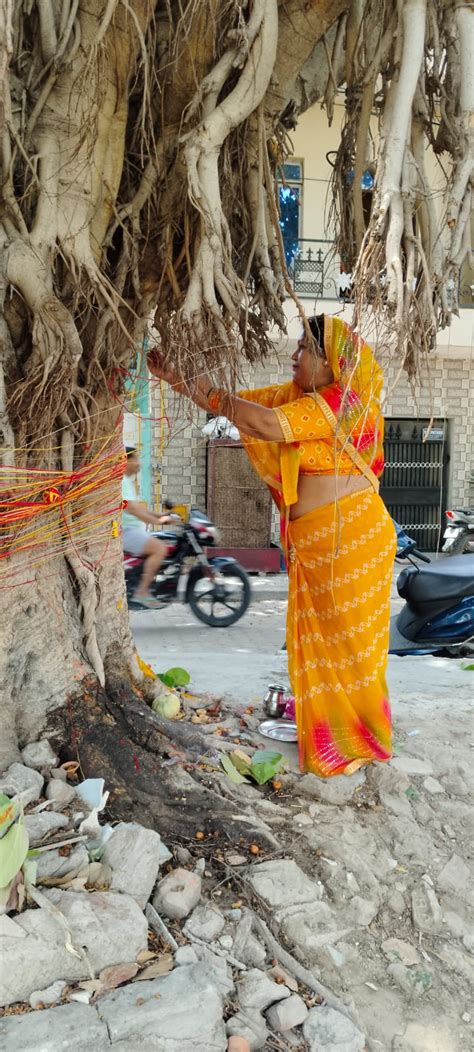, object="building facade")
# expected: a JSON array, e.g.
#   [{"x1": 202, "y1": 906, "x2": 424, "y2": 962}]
[{"x1": 150, "y1": 101, "x2": 473, "y2": 549}]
